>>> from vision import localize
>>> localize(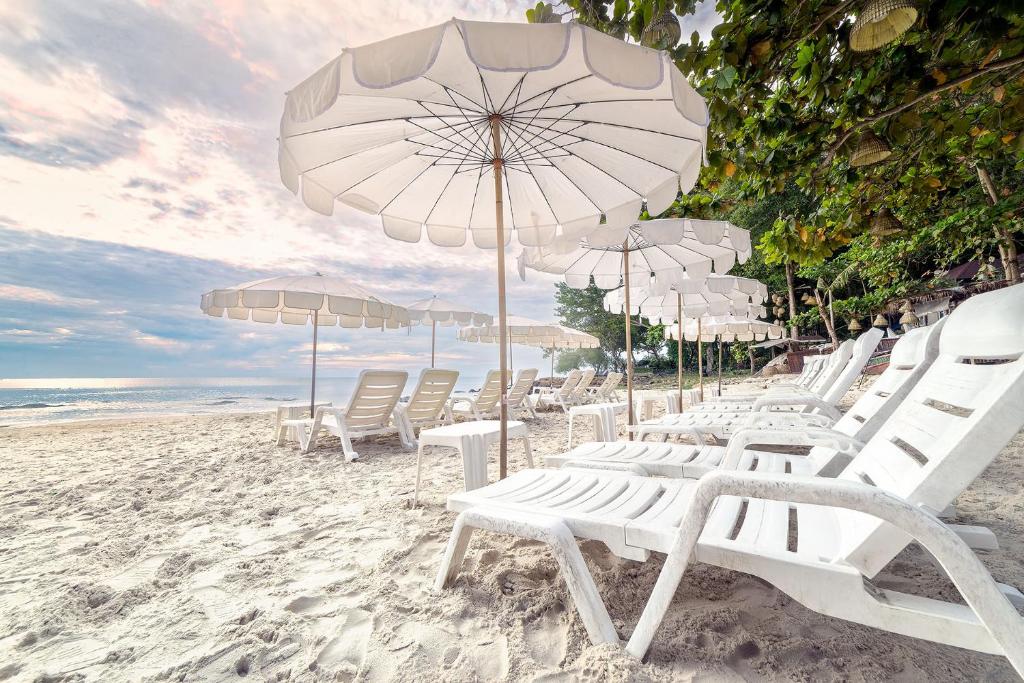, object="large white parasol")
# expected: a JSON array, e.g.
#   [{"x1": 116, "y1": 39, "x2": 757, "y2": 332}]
[
  {"x1": 201, "y1": 274, "x2": 410, "y2": 415},
  {"x1": 405, "y1": 295, "x2": 492, "y2": 368},
  {"x1": 278, "y1": 19, "x2": 709, "y2": 476},
  {"x1": 459, "y1": 316, "x2": 599, "y2": 380}
]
